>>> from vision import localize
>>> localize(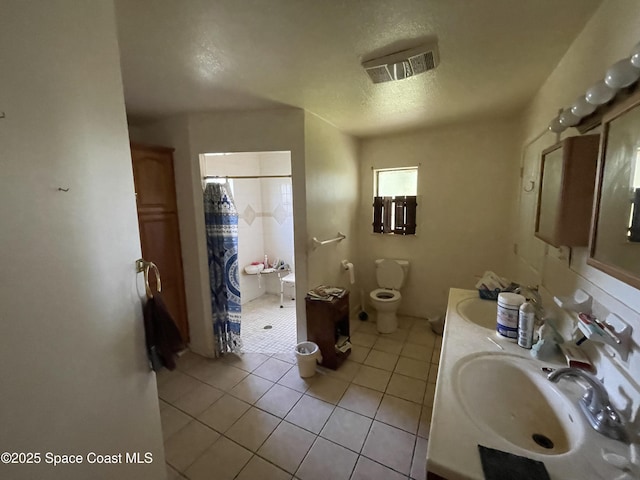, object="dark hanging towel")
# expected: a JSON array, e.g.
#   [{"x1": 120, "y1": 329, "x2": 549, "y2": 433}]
[{"x1": 143, "y1": 293, "x2": 185, "y2": 371}]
